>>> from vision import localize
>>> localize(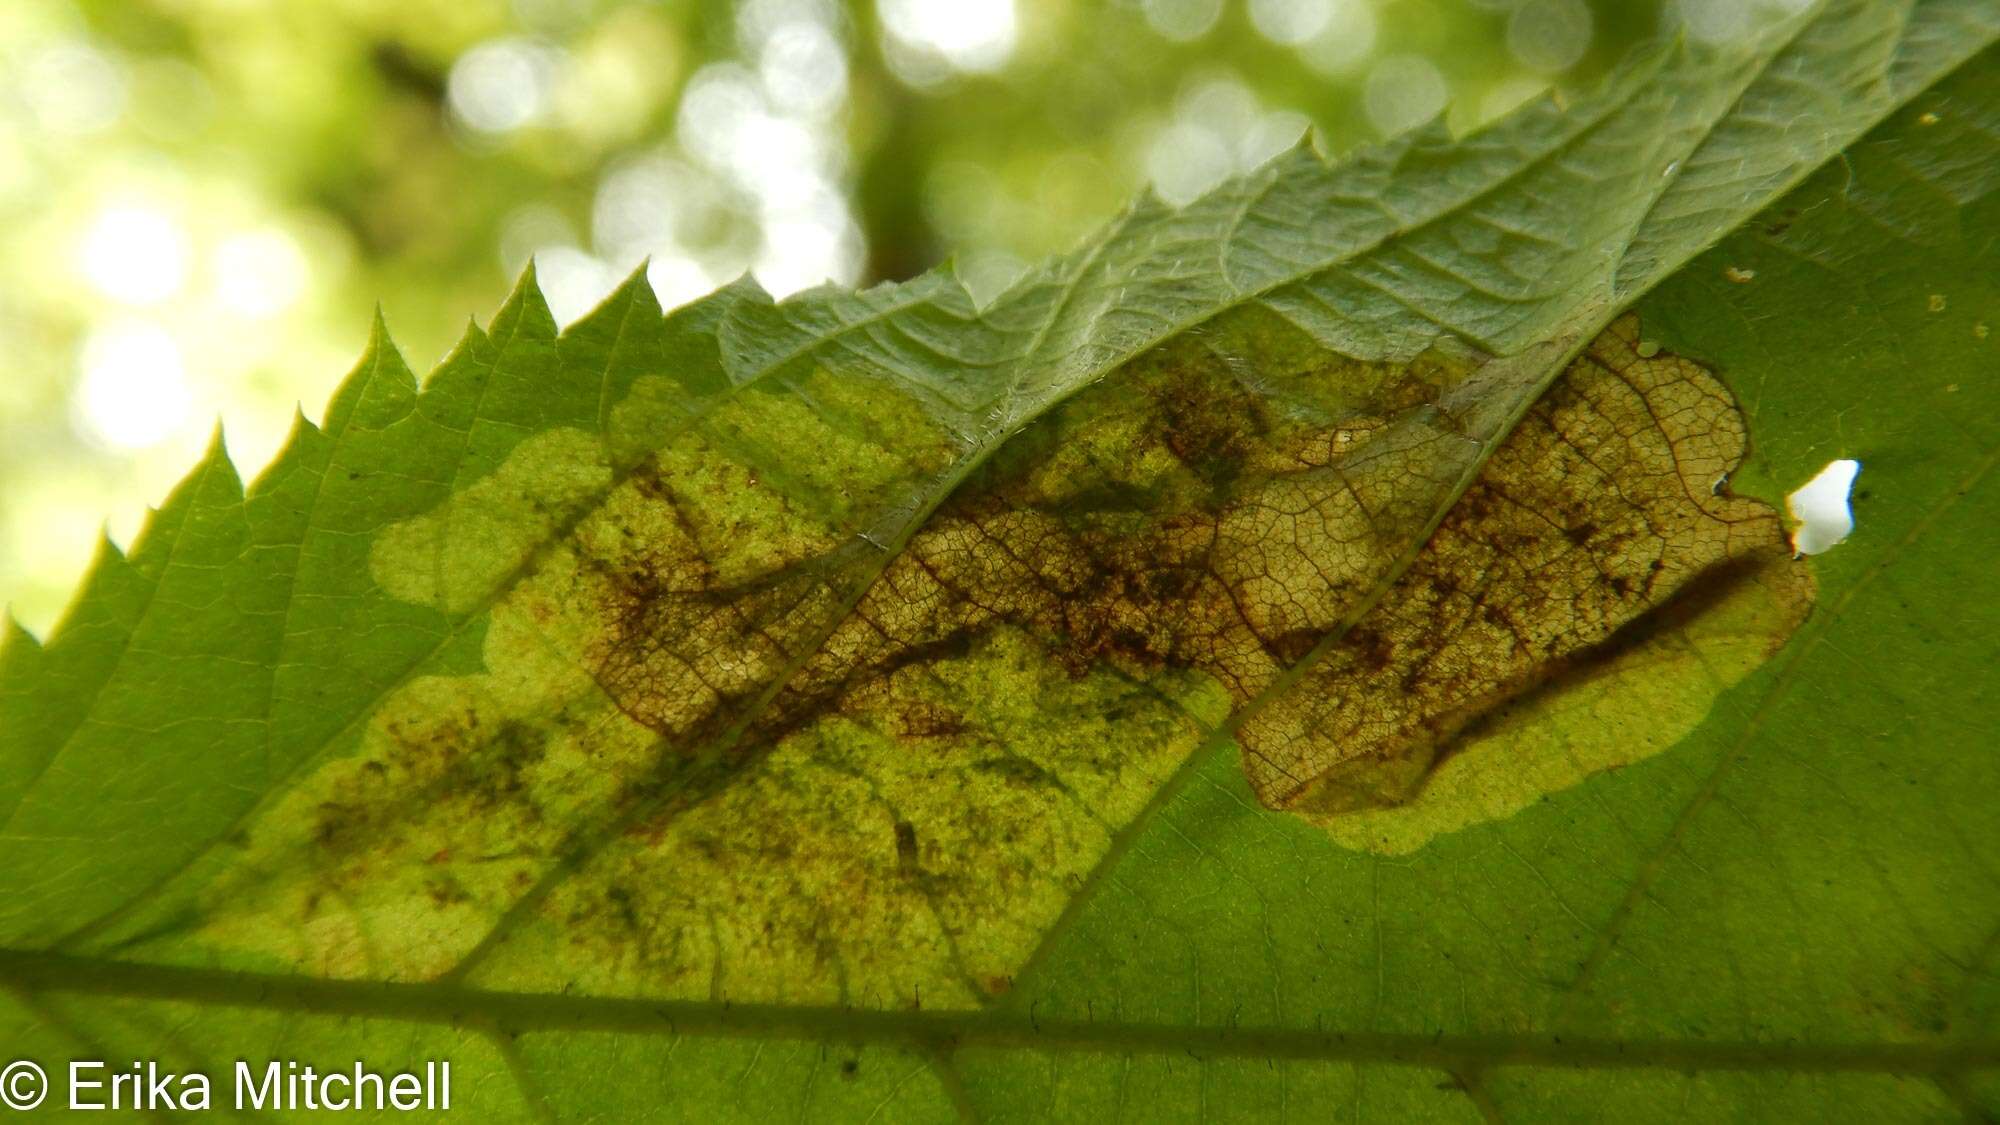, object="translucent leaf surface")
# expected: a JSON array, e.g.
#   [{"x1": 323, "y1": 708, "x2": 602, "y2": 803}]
[{"x1": 0, "y1": 2, "x2": 1994, "y2": 1119}]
